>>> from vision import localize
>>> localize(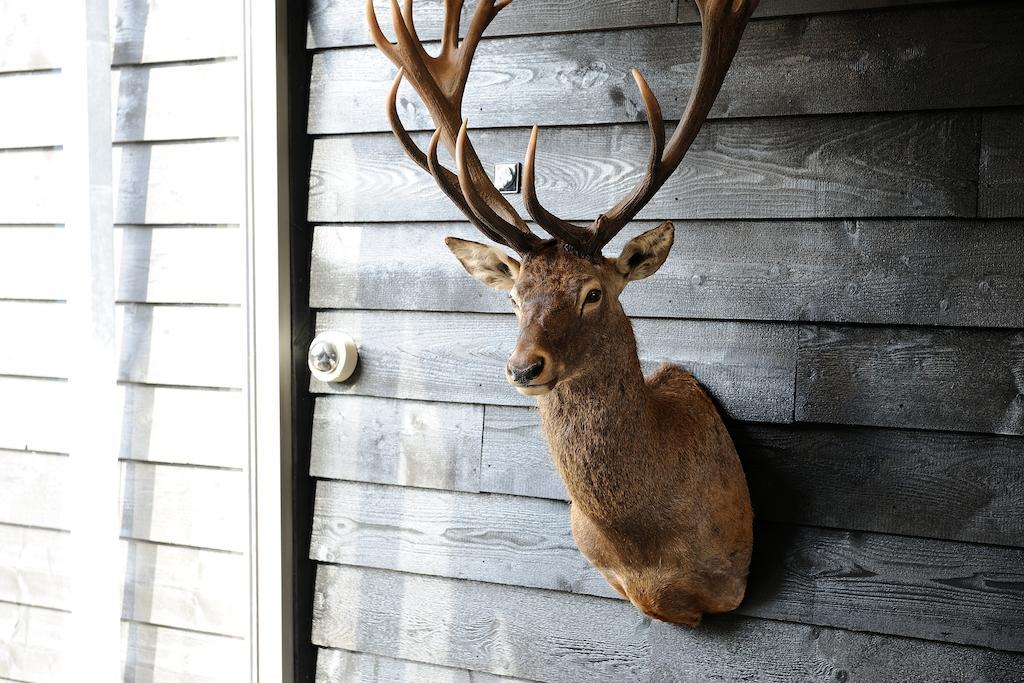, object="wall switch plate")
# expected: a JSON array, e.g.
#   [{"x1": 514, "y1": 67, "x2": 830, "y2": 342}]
[{"x1": 495, "y1": 162, "x2": 521, "y2": 194}]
